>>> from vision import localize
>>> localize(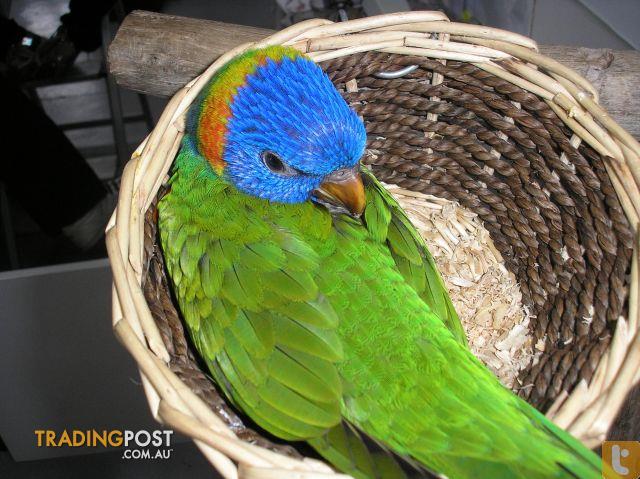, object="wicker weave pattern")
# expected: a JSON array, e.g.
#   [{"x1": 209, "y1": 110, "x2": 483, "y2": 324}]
[{"x1": 107, "y1": 12, "x2": 640, "y2": 478}]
